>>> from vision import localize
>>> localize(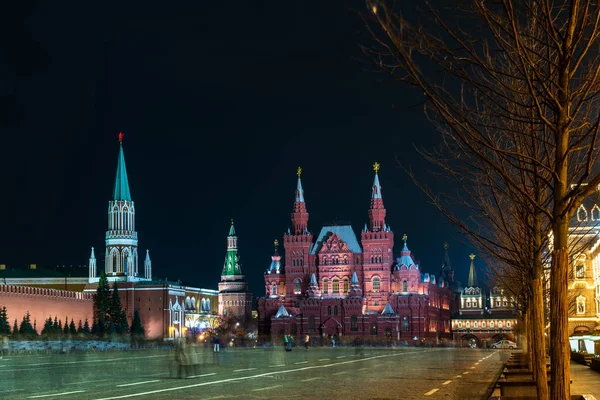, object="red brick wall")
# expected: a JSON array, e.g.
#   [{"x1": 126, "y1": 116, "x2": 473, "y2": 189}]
[{"x1": 0, "y1": 285, "x2": 94, "y2": 333}]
